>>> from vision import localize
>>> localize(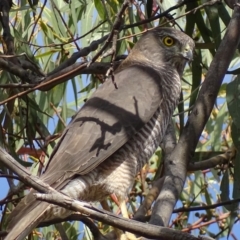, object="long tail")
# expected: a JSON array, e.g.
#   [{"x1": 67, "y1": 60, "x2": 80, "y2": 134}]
[{"x1": 5, "y1": 192, "x2": 51, "y2": 240}]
